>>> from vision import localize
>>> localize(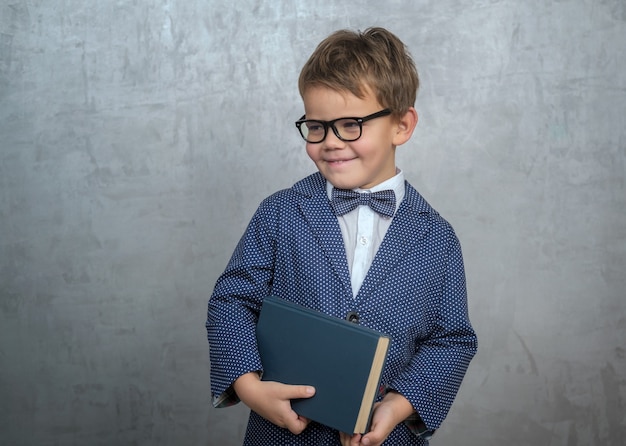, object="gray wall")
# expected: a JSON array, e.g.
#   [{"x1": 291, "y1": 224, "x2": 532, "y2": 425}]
[{"x1": 1, "y1": 0, "x2": 625, "y2": 445}]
